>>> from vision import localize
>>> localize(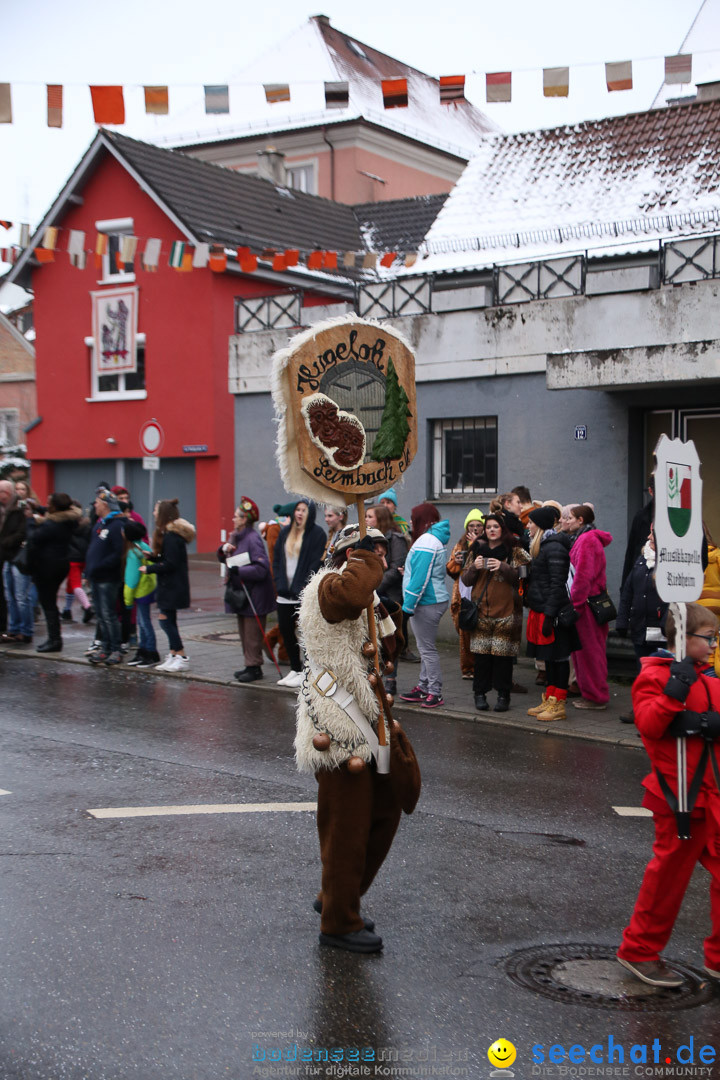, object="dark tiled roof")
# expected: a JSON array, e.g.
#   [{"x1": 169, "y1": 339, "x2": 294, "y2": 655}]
[
  {"x1": 353, "y1": 194, "x2": 447, "y2": 252},
  {"x1": 105, "y1": 130, "x2": 364, "y2": 255}
]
